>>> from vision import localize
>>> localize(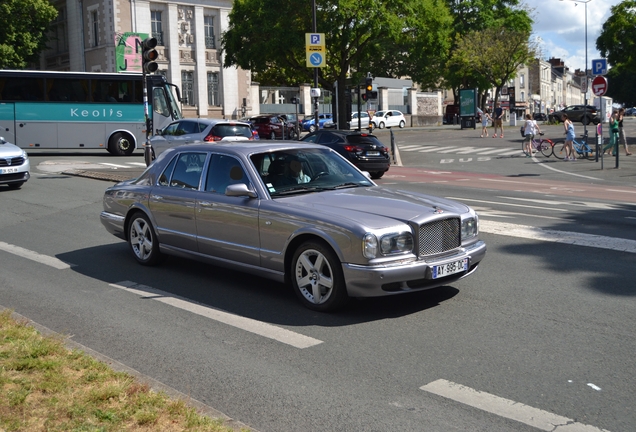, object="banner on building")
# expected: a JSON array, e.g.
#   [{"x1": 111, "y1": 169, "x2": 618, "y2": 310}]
[{"x1": 114, "y1": 32, "x2": 149, "y2": 73}]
